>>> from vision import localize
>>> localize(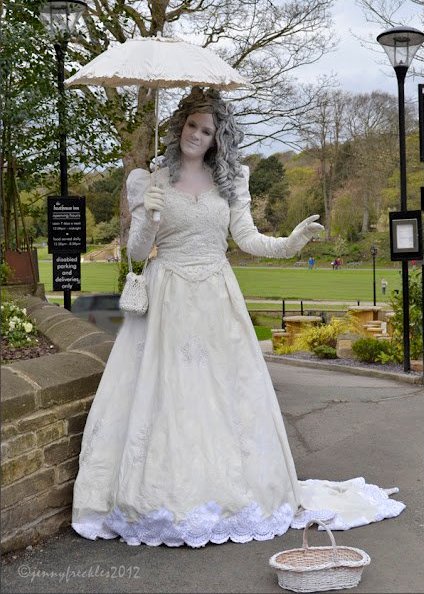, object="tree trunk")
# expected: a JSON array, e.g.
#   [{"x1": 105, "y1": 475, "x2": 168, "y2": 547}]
[
  {"x1": 361, "y1": 203, "x2": 369, "y2": 235},
  {"x1": 321, "y1": 158, "x2": 331, "y2": 240},
  {"x1": 117, "y1": 93, "x2": 157, "y2": 247}
]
